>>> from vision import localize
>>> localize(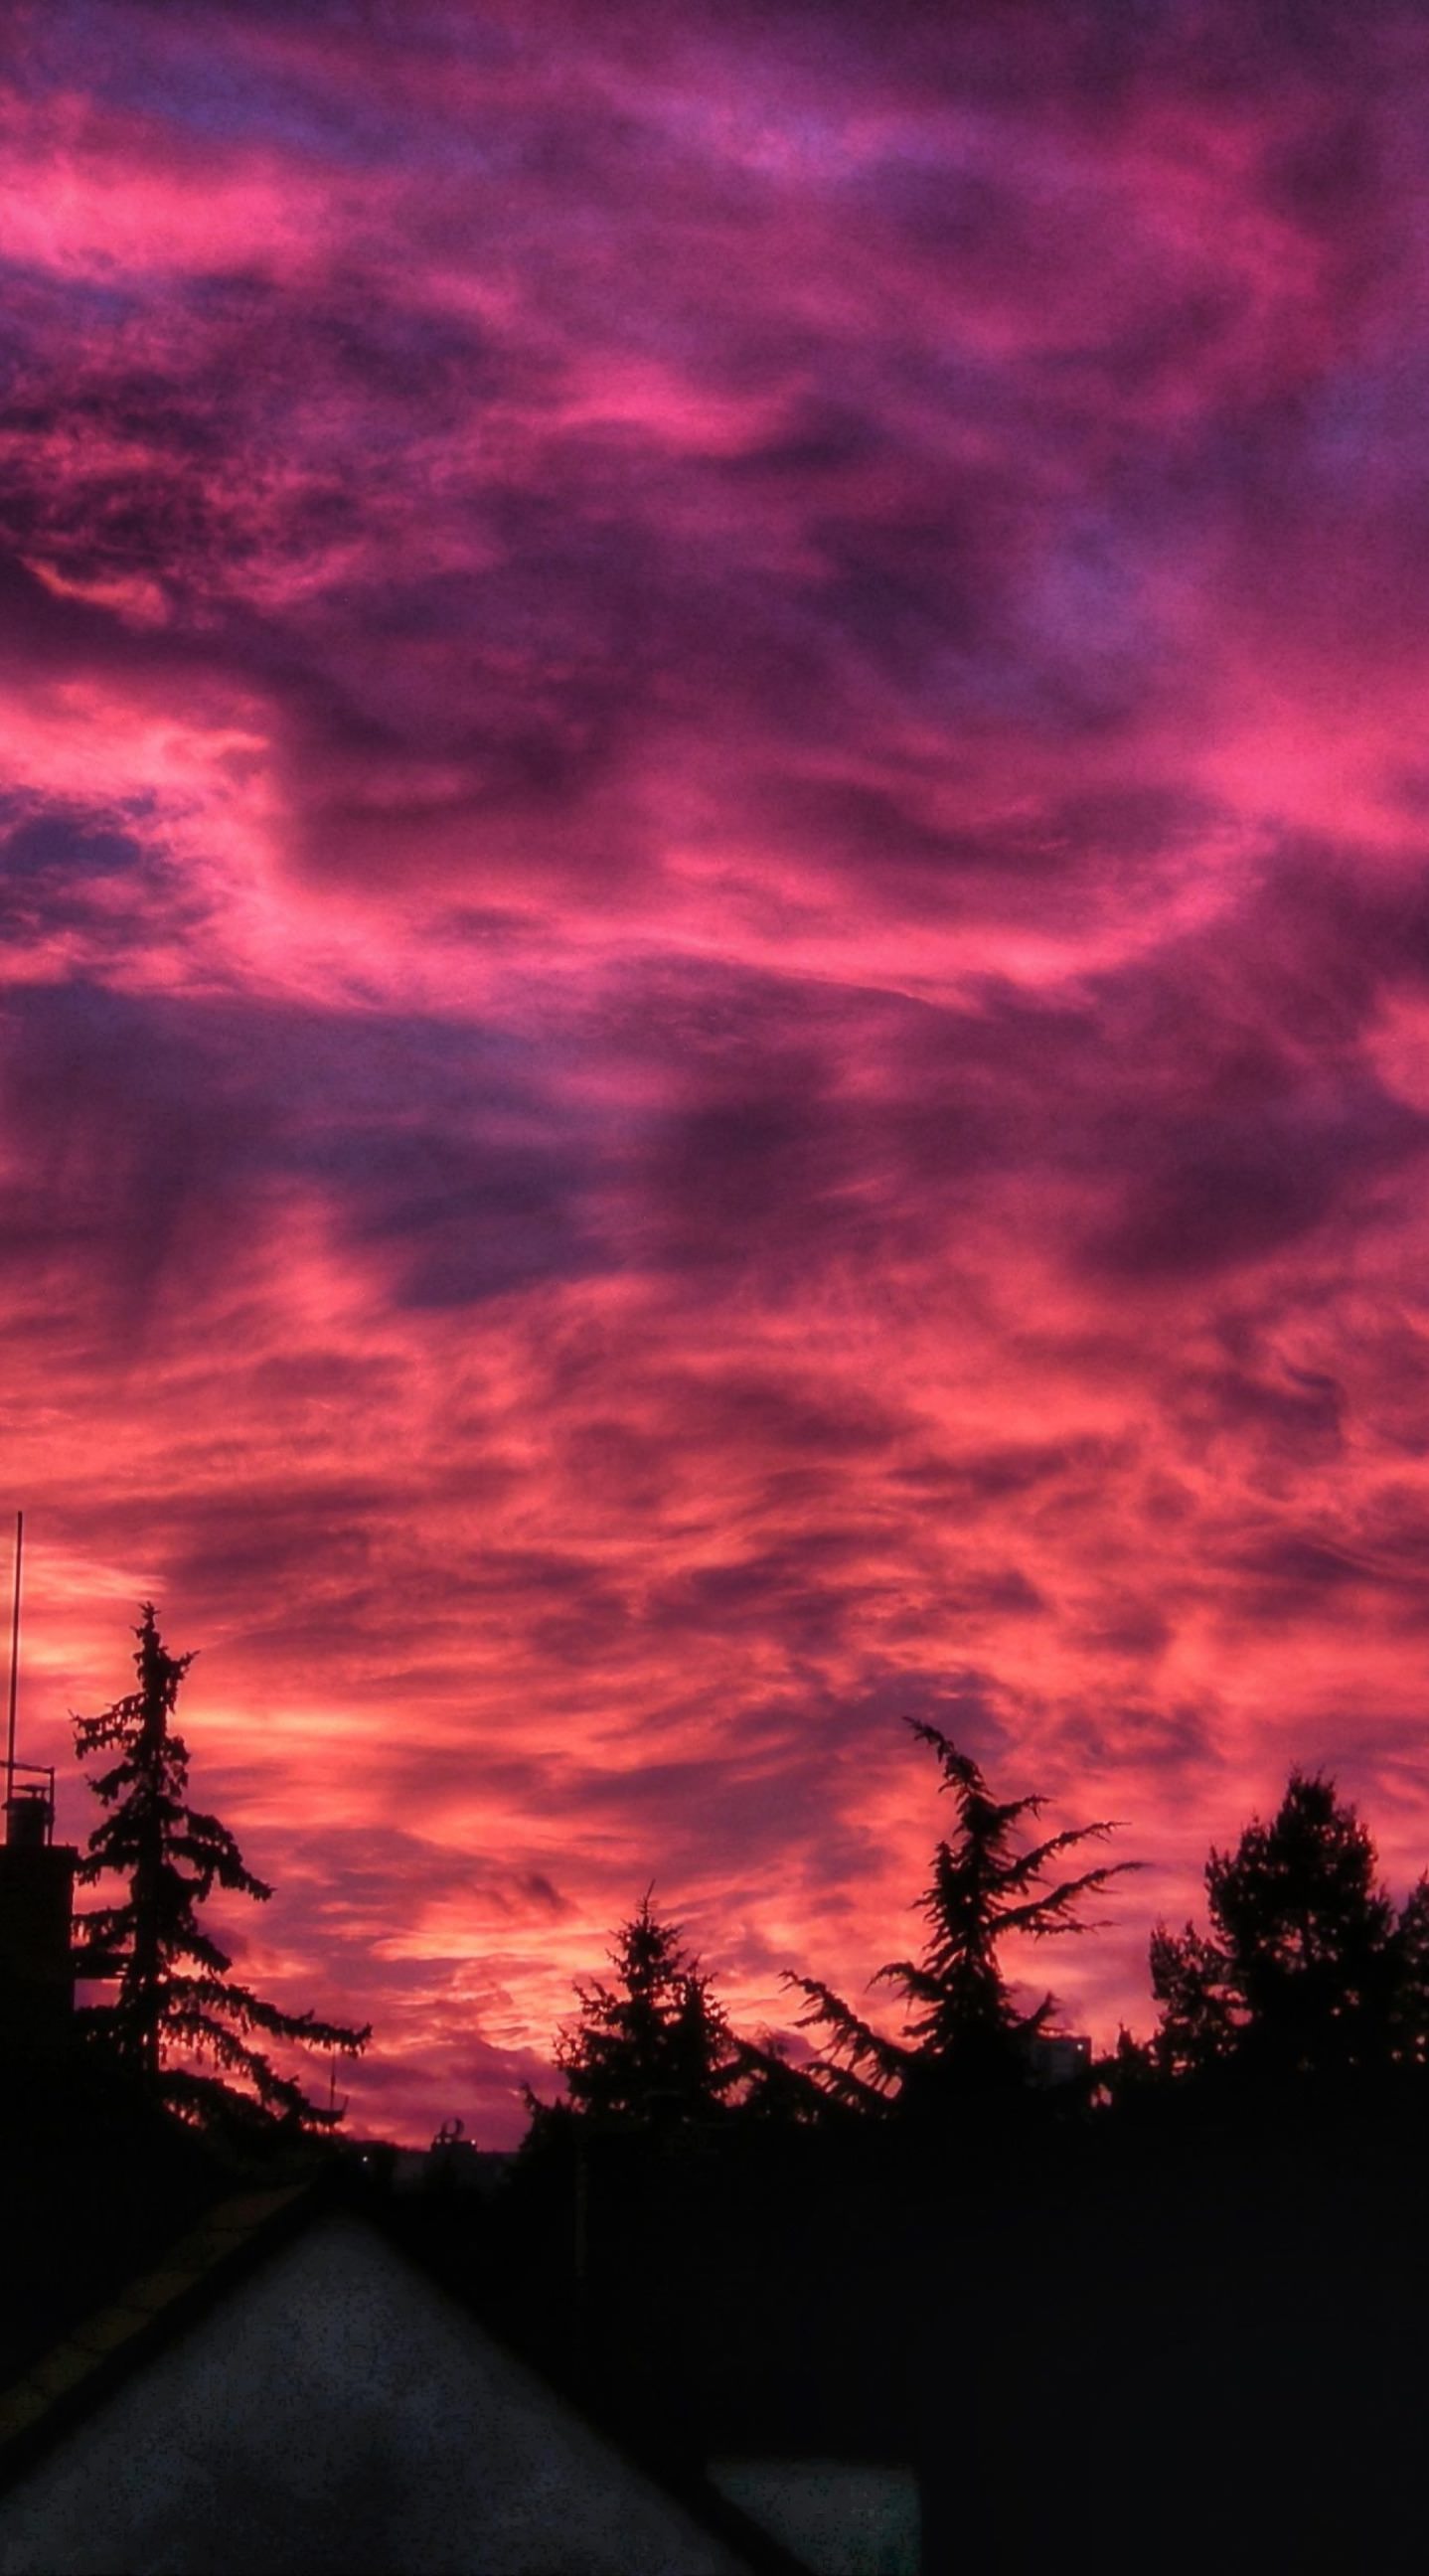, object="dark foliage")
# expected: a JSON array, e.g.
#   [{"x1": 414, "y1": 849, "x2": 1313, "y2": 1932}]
[
  {"x1": 536, "y1": 1889, "x2": 741, "y2": 2133},
  {"x1": 1150, "y1": 1768, "x2": 1429, "y2": 2085},
  {"x1": 787, "y1": 1720, "x2": 1136, "y2": 2118},
  {"x1": 722, "y1": 2026, "x2": 839, "y2": 2126},
  {"x1": 486, "y1": 2067, "x2": 1429, "y2": 2575},
  {"x1": 71, "y1": 1603, "x2": 369, "y2": 2134}
]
